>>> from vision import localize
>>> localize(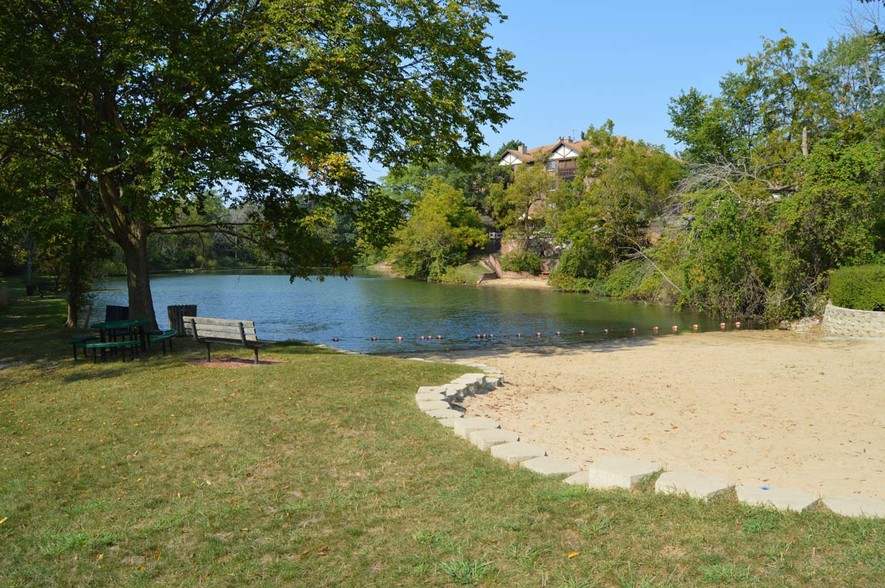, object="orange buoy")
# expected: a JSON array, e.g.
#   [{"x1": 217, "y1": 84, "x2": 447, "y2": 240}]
[
  {"x1": 735, "y1": 321, "x2": 742, "y2": 329},
  {"x1": 671, "y1": 325, "x2": 678, "y2": 333},
  {"x1": 692, "y1": 324, "x2": 699, "y2": 332},
  {"x1": 719, "y1": 322, "x2": 726, "y2": 330}
]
